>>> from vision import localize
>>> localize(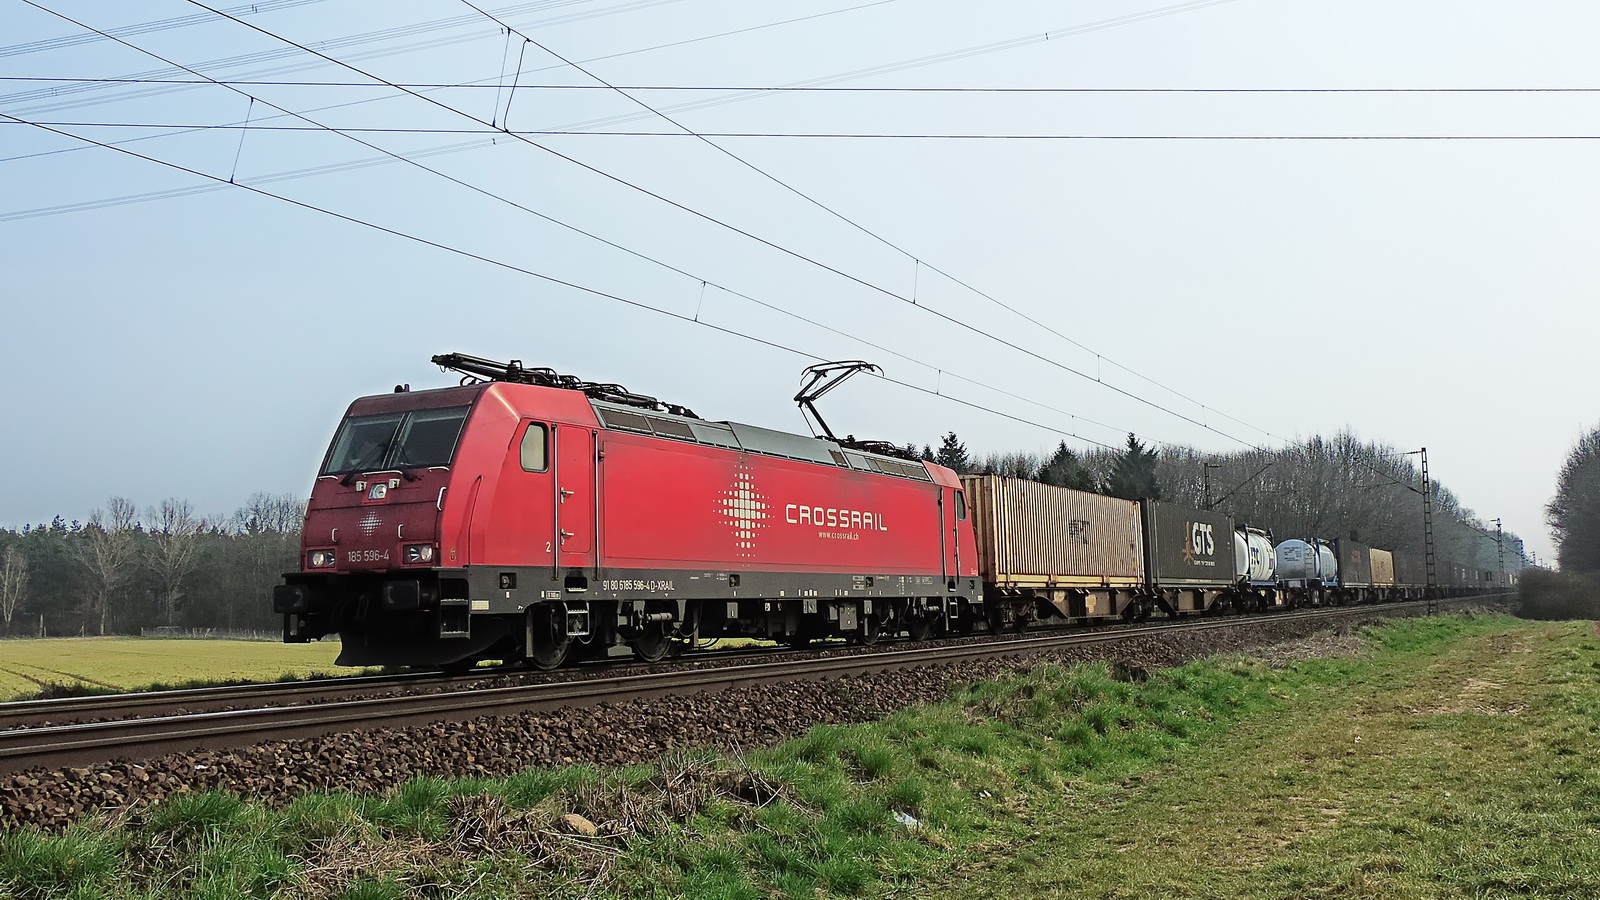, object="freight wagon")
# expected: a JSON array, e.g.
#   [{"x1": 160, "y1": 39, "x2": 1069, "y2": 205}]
[{"x1": 962, "y1": 474, "x2": 1144, "y2": 627}]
